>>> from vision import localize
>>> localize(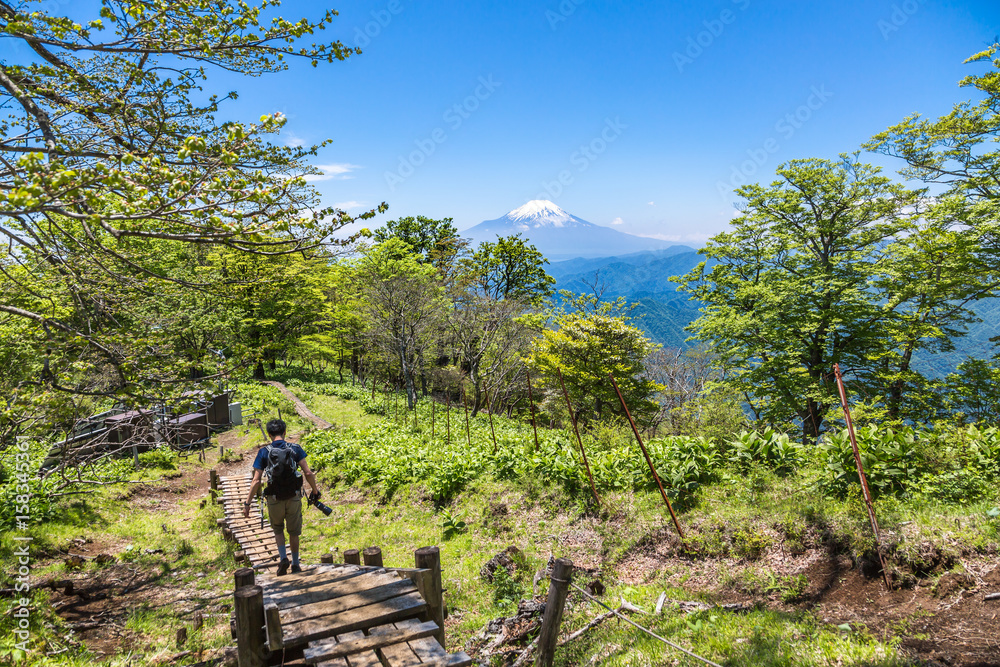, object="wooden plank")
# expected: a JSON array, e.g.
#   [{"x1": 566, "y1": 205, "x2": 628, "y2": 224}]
[
  {"x1": 281, "y1": 592, "x2": 427, "y2": 646},
  {"x1": 303, "y1": 621, "x2": 438, "y2": 663},
  {"x1": 337, "y1": 631, "x2": 381, "y2": 667},
  {"x1": 259, "y1": 565, "x2": 364, "y2": 589},
  {"x1": 268, "y1": 572, "x2": 403, "y2": 608},
  {"x1": 265, "y1": 603, "x2": 283, "y2": 651},
  {"x1": 279, "y1": 579, "x2": 417, "y2": 625},
  {"x1": 407, "y1": 638, "x2": 472, "y2": 667},
  {"x1": 259, "y1": 567, "x2": 366, "y2": 593},
  {"x1": 372, "y1": 625, "x2": 420, "y2": 667}
]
